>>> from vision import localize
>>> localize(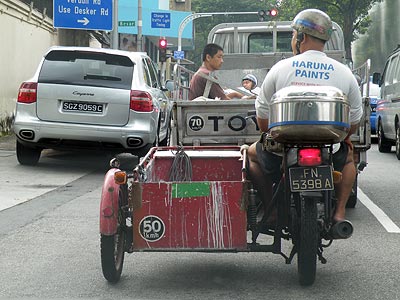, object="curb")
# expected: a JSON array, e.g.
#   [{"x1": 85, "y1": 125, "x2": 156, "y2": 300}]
[{"x1": 0, "y1": 133, "x2": 16, "y2": 151}]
